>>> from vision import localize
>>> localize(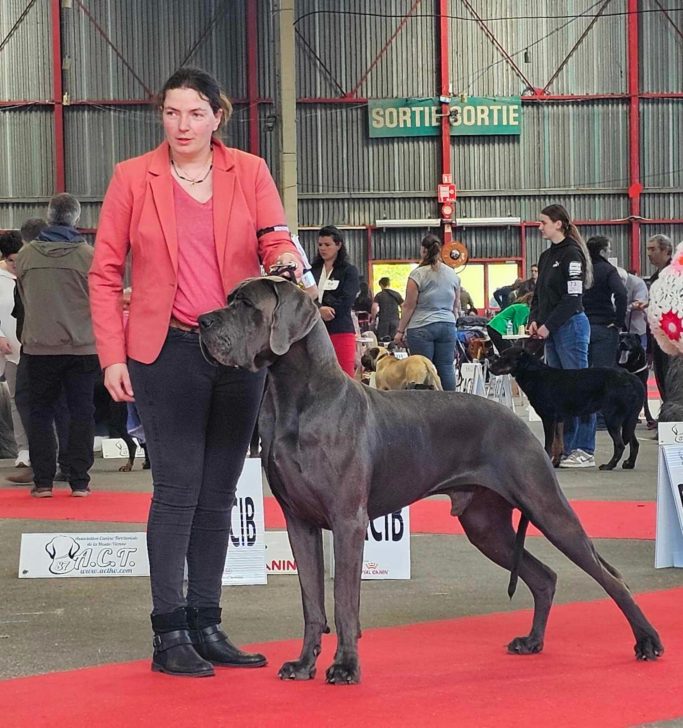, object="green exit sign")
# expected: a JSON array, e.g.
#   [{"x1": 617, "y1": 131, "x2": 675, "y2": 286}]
[{"x1": 368, "y1": 97, "x2": 522, "y2": 138}]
